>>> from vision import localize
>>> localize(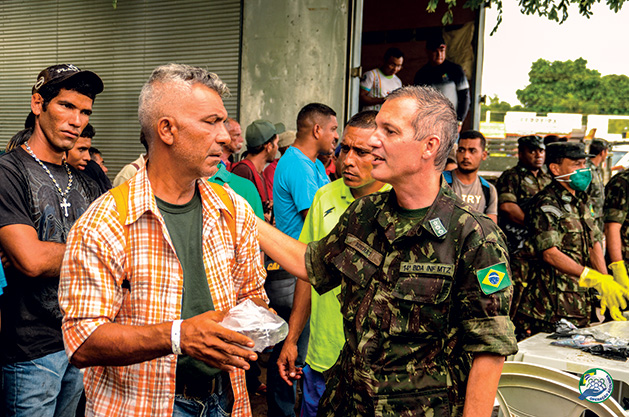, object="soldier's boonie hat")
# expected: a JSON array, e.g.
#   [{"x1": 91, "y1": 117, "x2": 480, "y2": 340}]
[
  {"x1": 546, "y1": 142, "x2": 593, "y2": 165},
  {"x1": 32, "y1": 64, "x2": 104, "y2": 96},
  {"x1": 518, "y1": 135, "x2": 545, "y2": 150},
  {"x1": 246, "y1": 119, "x2": 277, "y2": 148}
]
